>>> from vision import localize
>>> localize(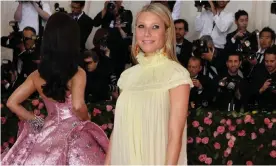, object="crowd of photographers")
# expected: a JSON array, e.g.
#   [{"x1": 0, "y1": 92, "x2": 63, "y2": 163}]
[{"x1": 1, "y1": 0, "x2": 276, "y2": 112}]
